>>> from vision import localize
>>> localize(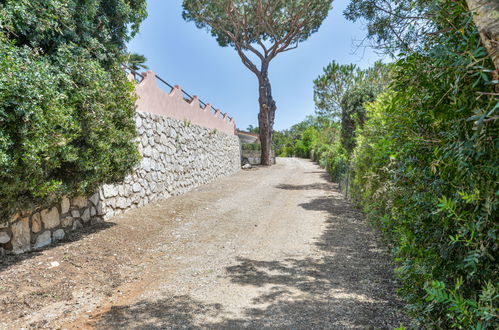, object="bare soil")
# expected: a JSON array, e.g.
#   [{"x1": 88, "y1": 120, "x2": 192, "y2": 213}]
[{"x1": 0, "y1": 158, "x2": 408, "y2": 329}]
